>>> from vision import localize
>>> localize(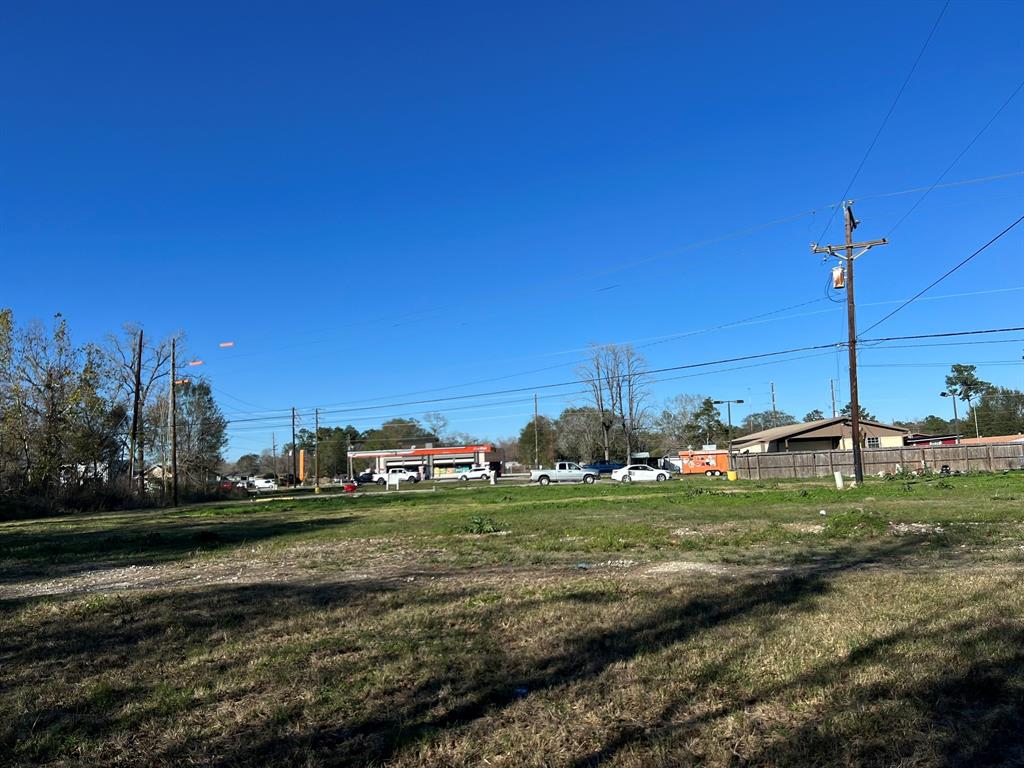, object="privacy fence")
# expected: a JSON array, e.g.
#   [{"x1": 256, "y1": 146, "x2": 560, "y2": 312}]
[{"x1": 731, "y1": 443, "x2": 1024, "y2": 480}]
